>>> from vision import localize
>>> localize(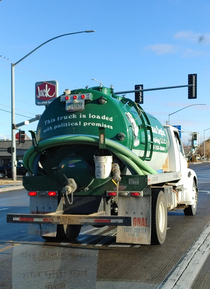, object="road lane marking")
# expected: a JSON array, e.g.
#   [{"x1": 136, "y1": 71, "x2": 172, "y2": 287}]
[
  {"x1": 0, "y1": 243, "x2": 19, "y2": 253},
  {"x1": 108, "y1": 244, "x2": 131, "y2": 248},
  {"x1": 199, "y1": 190, "x2": 210, "y2": 194},
  {"x1": 80, "y1": 226, "x2": 111, "y2": 245},
  {"x1": 0, "y1": 208, "x2": 8, "y2": 211},
  {"x1": 159, "y1": 222, "x2": 210, "y2": 288},
  {"x1": 81, "y1": 225, "x2": 109, "y2": 235},
  {"x1": 95, "y1": 228, "x2": 117, "y2": 246}
]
